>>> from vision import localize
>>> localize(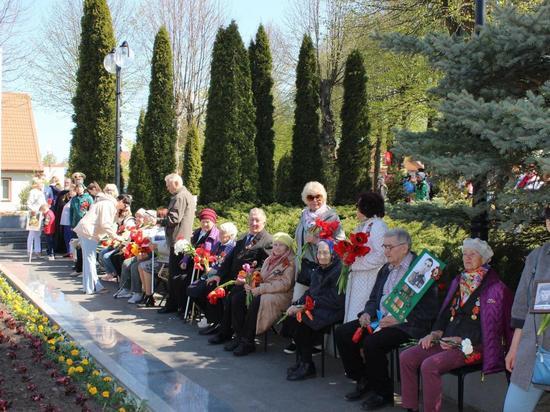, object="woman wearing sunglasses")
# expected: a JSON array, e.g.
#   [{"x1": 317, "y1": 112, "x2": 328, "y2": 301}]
[{"x1": 283, "y1": 182, "x2": 344, "y2": 355}]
